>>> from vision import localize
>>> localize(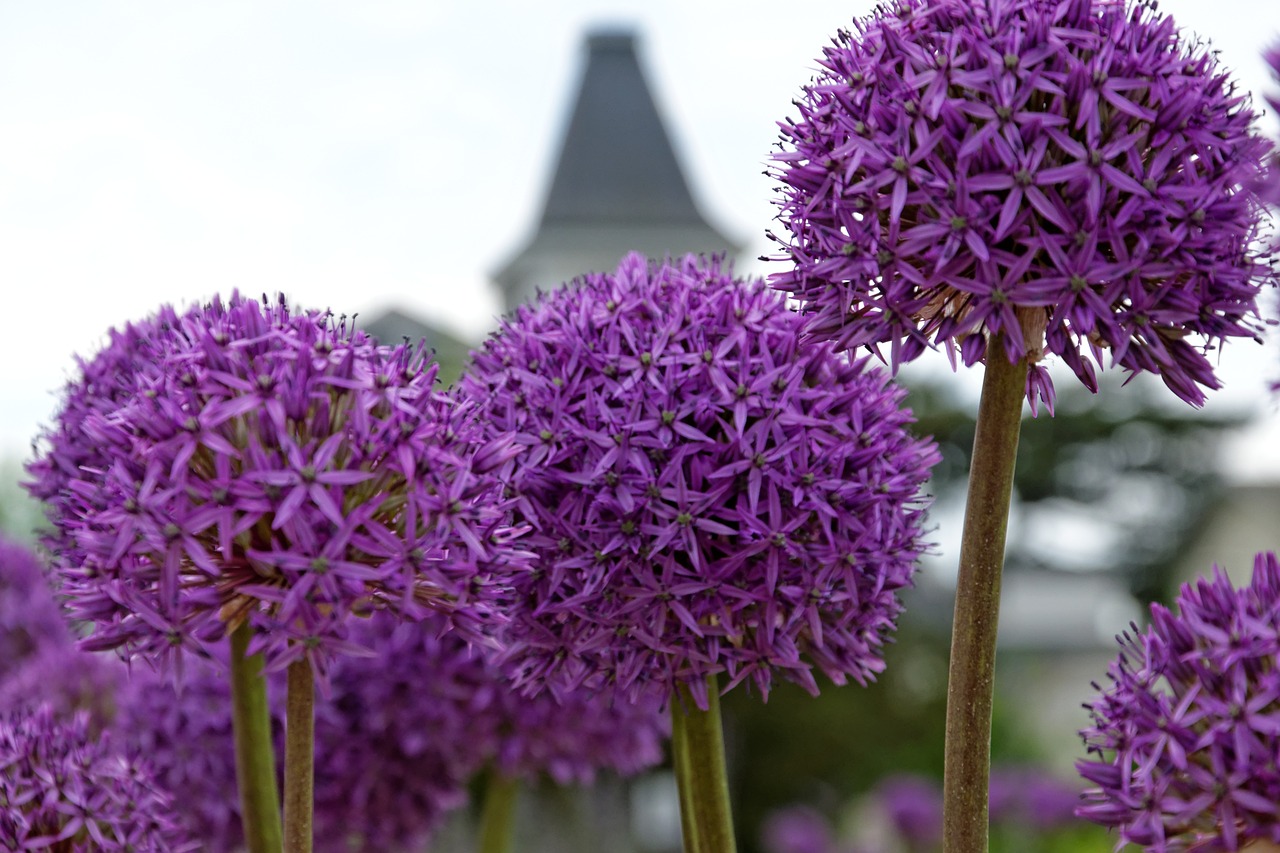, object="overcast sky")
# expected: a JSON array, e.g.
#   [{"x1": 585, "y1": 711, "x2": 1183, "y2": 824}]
[{"x1": 1, "y1": 0, "x2": 1278, "y2": 466}]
